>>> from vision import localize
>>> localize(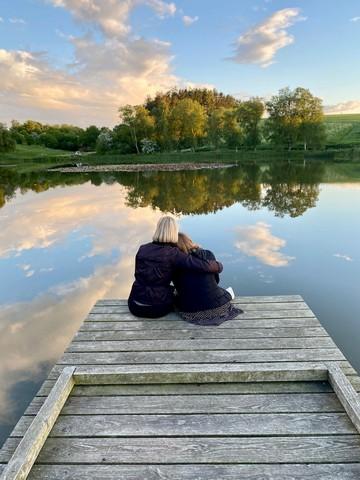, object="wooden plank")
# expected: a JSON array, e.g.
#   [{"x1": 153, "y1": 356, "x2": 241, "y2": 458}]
[
  {"x1": 96, "y1": 295, "x2": 304, "y2": 306},
  {"x1": 90, "y1": 302, "x2": 310, "y2": 314},
  {"x1": 35, "y1": 380, "x2": 335, "y2": 397},
  {"x1": 3, "y1": 436, "x2": 360, "y2": 464},
  {"x1": 24, "y1": 463, "x2": 360, "y2": 480},
  {"x1": 74, "y1": 326, "x2": 329, "y2": 341},
  {"x1": 57, "y1": 349, "x2": 345, "y2": 366},
  {"x1": 66, "y1": 337, "x2": 336, "y2": 353},
  {"x1": 0, "y1": 367, "x2": 75, "y2": 480},
  {"x1": 71, "y1": 363, "x2": 329, "y2": 385},
  {"x1": 328, "y1": 364, "x2": 360, "y2": 434},
  {"x1": 86, "y1": 309, "x2": 315, "y2": 320},
  {"x1": 12, "y1": 412, "x2": 357, "y2": 437},
  {"x1": 25, "y1": 392, "x2": 343, "y2": 416},
  {"x1": 80, "y1": 317, "x2": 321, "y2": 330}
]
